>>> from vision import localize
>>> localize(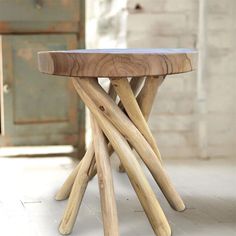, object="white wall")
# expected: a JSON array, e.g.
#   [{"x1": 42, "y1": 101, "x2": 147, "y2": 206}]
[
  {"x1": 205, "y1": 0, "x2": 236, "y2": 157},
  {"x1": 127, "y1": 0, "x2": 199, "y2": 158},
  {"x1": 86, "y1": 0, "x2": 127, "y2": 48},
  {"x1": 86, "y1": 0, "x2": 236, "y2": 159}
]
